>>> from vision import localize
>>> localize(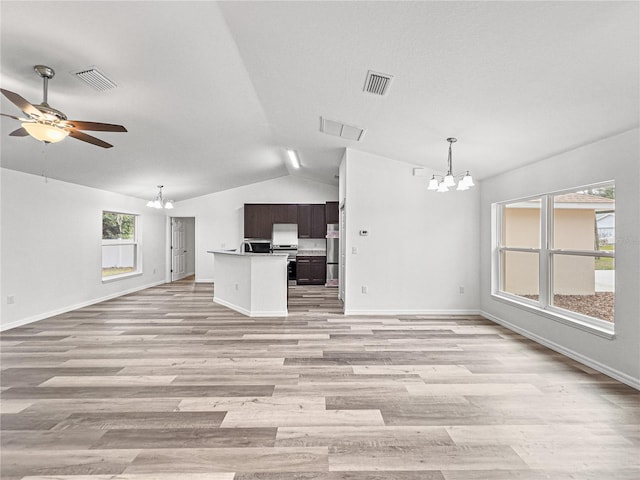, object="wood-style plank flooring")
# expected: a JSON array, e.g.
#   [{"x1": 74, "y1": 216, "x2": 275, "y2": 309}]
[{"x1": 1, "y1": 279, "x2": 638, "y2": 479}]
